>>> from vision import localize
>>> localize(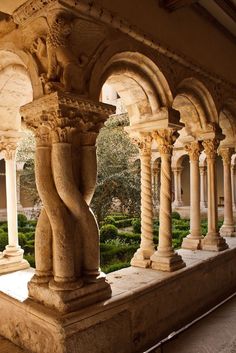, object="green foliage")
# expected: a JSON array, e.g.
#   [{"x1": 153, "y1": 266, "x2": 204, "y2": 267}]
[
  {"x1": 103, "y1": 216, "x2": 116, "y2": 225},
  {"x1": 109, "y1": 213, "x2": 130, "y2": 221},
  {"x1": 132, "y1": 218, "x2": 141, "y2": 234},
  {"x1": 24, "y1": 254, "x2": 35, "y2": 267},
  {"x1": 18, "y1": 214, "x2": 28, "y2": 227},
  {"x1": 102, "y1": 262, "x2": 130, "y2": 274},
  {"x1": 18, "y1": 233, "x2": 27, "y2": 247},
  {"x1": 115, "y1": 218, "x2": 133, "y2": 228},
  {"x1": 91, "y1": 118, "x2": 141, "y2": 222},
  {"x1": 0, "y1": 232, "x2": 8, "y2": 251},
  {"x1": 100, "y1": 224, "x2": 118, "y2": 243},
  {"x1": 172, "y1": 212, "x2": 181, "y2": 220}
]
